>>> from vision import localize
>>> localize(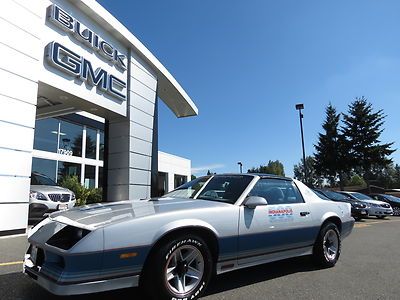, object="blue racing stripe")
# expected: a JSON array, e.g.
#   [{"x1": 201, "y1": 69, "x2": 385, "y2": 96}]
[{"x1": 218, "y1": 226, "x2": 320, "y2": 262}]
